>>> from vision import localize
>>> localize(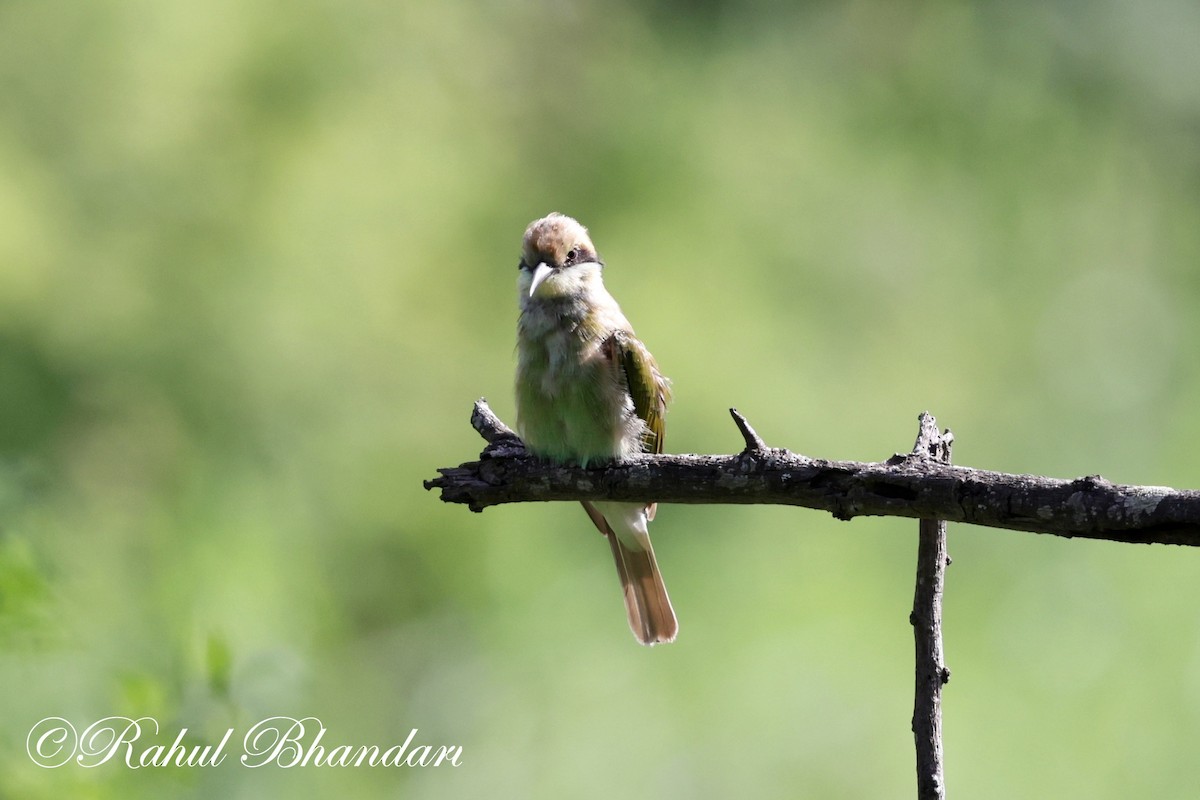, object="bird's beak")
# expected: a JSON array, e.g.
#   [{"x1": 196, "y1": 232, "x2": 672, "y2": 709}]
[{"x1": 528, "y1": 262, "x2": 554, "y2": 297}]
